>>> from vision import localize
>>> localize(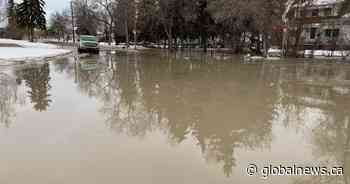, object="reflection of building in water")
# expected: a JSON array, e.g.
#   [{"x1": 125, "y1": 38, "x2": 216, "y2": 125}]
[
  {"x1": 264, "y1": 63, "x2": 350, "y2": 184},
  {"x1": 268, "y1": 64, "x2": 350, "y2": 110}
]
